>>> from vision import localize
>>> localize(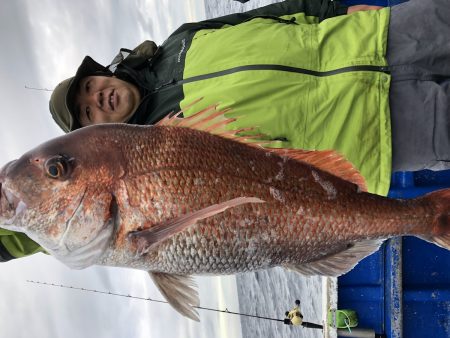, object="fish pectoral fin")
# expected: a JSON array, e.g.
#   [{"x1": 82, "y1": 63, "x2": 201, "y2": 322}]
[
  {"x1": 150, "y1": 272, "x2": 200, "y2": 321},
  {"x1": 128, "y1": 197, "x2": 264, "y2": 254},
  {"x1": 283, "y1": 239, "x2": 384, "y2": 277}
]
